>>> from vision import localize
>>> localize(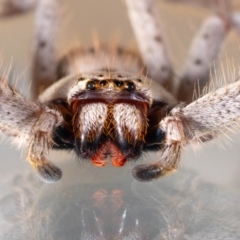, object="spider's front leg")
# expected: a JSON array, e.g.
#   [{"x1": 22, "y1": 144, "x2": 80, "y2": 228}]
[
  {"x1": 0, "y1": 0, "x2": 59, "y2": 99},
  {"x1": 0, "y1": 78, "x2": 63, "y2": 182},
  {"x1": 125, "y1": 0, "x2": 174, "y2": 92},
  {"x1": 178, "y1": 12, "x2": 231, "y2": 103},
  {"x1": 133, "y1": 79, "x2": 240, "y2": 181},
  {"x1": 31, "y1": 0, "x2": 59, "y2": 99}
]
